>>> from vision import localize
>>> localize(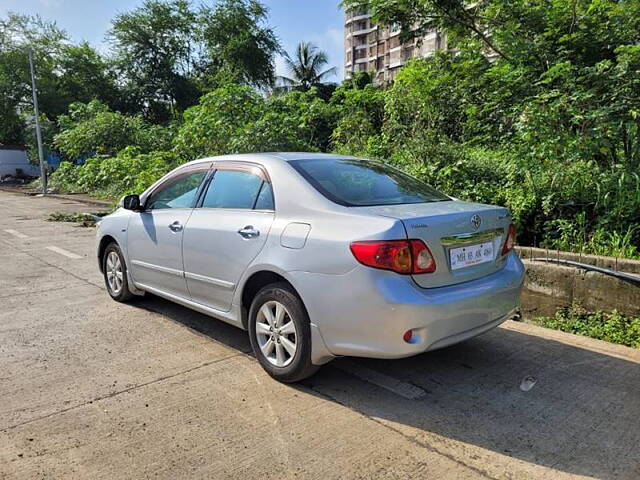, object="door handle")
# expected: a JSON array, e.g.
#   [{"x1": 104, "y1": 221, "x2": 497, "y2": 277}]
[
  {"x1": 238, "y1": 225, "x2": 260, "y2": 239},
  {"x1": 168, "y1": 221, "x2": 183, "y2": 233}
]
